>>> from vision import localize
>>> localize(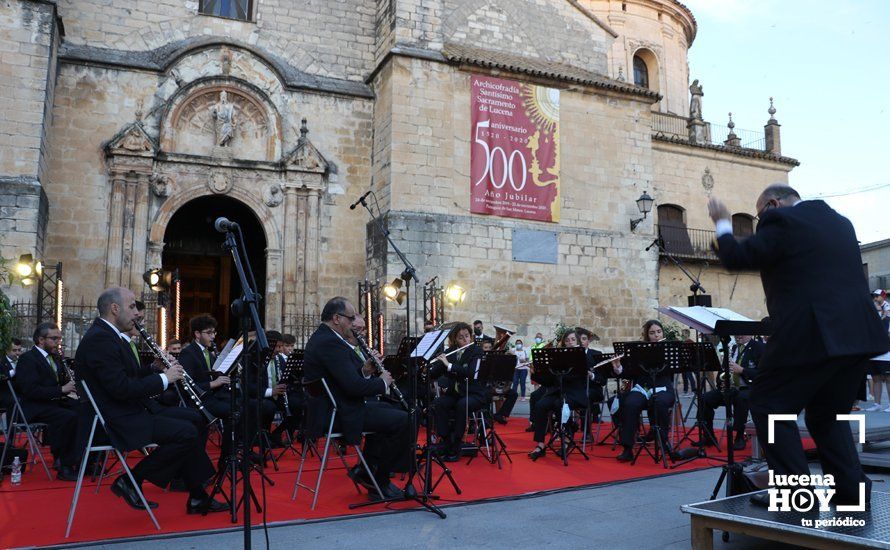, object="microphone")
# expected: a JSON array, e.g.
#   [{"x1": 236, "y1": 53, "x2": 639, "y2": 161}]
[
  {"x1": 349, "y1": 190, "x2": 372, "y2": 210},
  {"x1": 214, "y1": 217, "x2": 239, "y2": 233}
]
